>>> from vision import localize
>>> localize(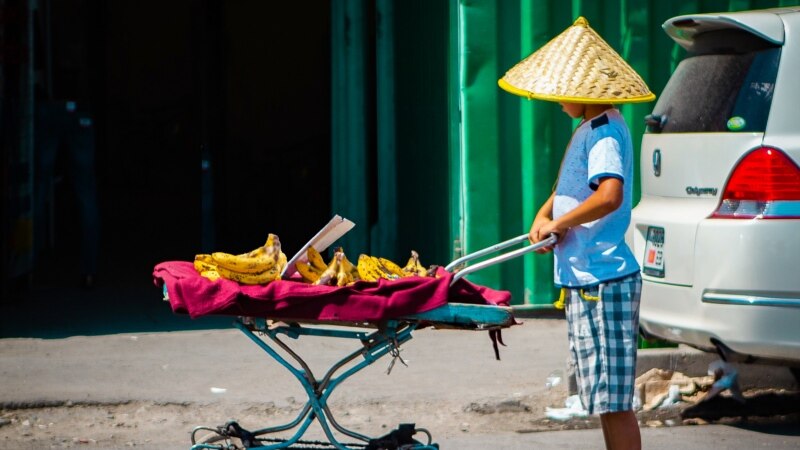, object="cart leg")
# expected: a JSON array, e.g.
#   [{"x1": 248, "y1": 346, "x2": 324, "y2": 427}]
[{"x1": 225, "y1": 320, "x2": 422, "y2": 449}]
